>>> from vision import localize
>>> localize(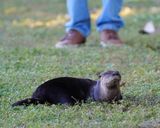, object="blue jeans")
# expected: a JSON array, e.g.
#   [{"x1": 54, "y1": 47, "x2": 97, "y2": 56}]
[{"x1": 66, "y1": 0, "x2": 124, "y2": 37}]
